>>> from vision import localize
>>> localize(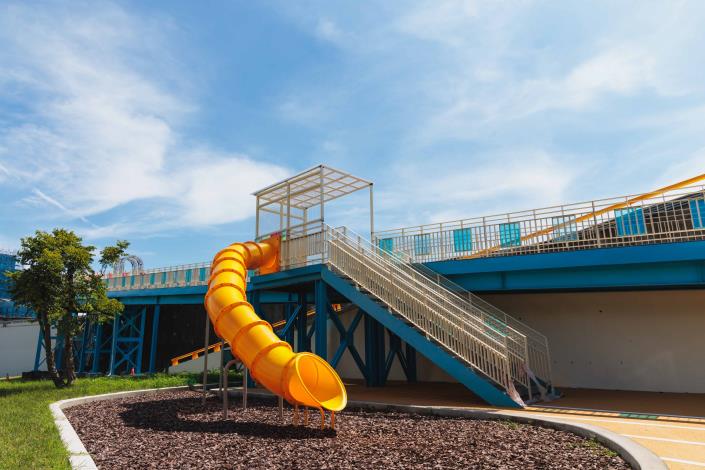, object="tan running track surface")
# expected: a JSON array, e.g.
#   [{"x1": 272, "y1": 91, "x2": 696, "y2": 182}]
[{"x1": 343, "y1": 382, "x2": 705, "y2": 469}]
